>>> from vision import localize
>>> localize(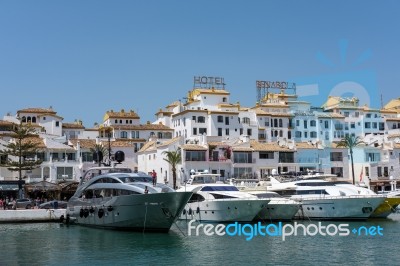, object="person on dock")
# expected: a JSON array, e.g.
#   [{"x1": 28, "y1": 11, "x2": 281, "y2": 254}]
[
  {"x1": 11, "y1": 199, "x2": 16, "y2": 210},
  {"x1": 151, "y1": 170, "x2": 157, "y2": 186}
]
